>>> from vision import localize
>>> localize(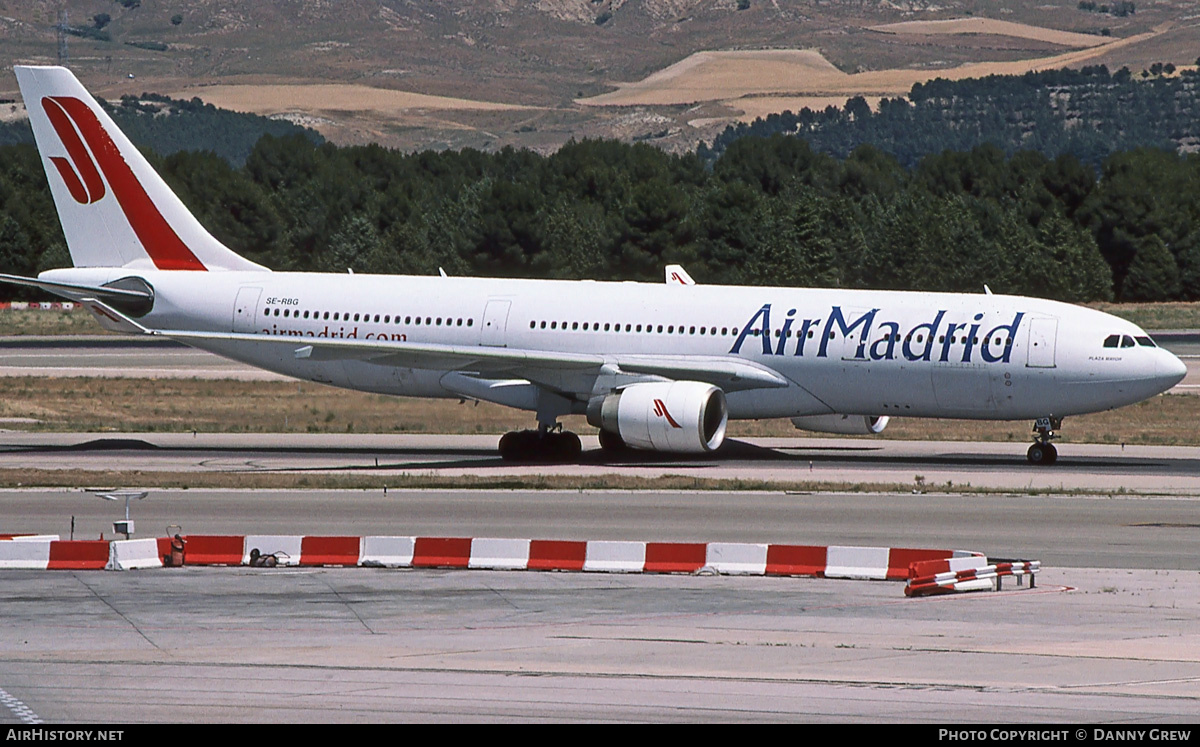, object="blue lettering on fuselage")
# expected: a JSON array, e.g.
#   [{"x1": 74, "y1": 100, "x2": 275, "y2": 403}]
[{"x1": 729, "y1": 304, "x2": 1023, "y2": 364}]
